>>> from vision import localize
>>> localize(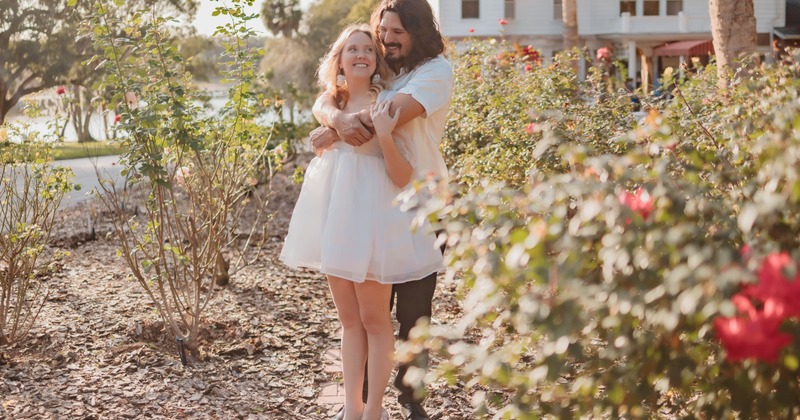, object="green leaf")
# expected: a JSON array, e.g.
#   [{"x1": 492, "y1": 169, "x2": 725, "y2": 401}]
[{"x1": 785, "y1": 354, "x2": 799, "y2": 371}]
